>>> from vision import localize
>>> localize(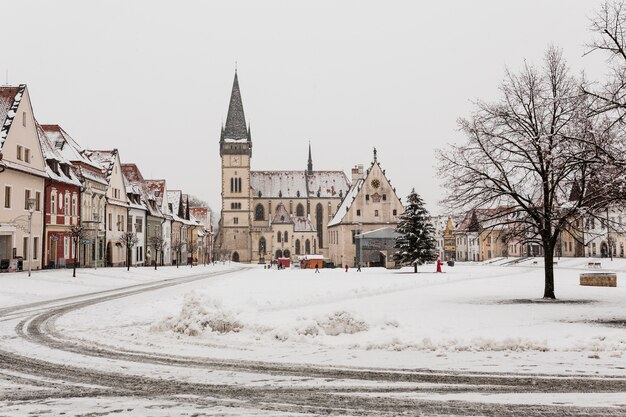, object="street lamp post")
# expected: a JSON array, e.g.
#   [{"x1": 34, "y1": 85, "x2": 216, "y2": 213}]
[
  {"x1": 93, "y1": 211, "x2": 100, "y2": 269},
  {"x1": 26, "y1": 198, "x2": 35, "y2": 277}
]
